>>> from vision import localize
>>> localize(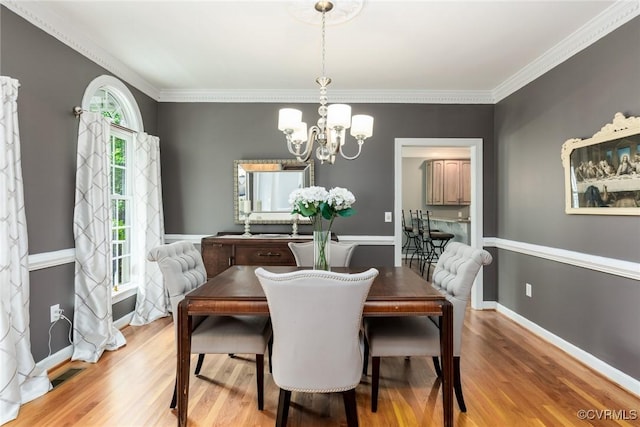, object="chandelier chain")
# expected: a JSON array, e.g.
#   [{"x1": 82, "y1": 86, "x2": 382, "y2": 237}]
[{"x1": 321, "y1": 11, "x2": 326, "y2": 77}]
